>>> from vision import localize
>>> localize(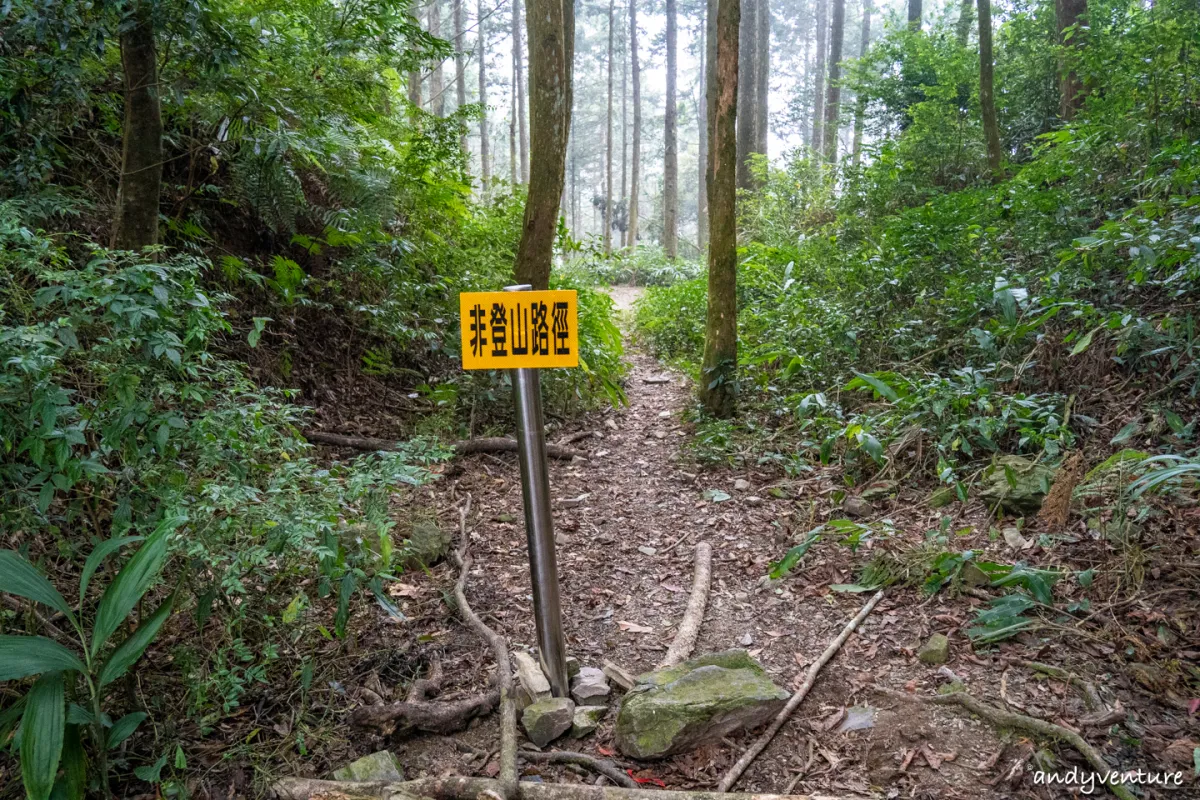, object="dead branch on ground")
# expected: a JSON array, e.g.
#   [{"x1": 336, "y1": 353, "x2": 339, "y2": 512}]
[
  {"x1": 518, "y1": 751, "x2": 637, "y2": 788},
  {"x1": 657, "y1": 542, "x2": 712, "y2": 669},
  {"x1": 303, "y1": 431, "x2": 584, "y2": 460}
]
